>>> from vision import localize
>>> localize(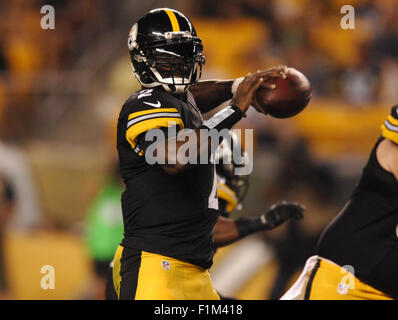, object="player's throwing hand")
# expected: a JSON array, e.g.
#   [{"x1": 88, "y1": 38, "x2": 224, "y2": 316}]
[{"x1": 232, "y1": 65, "x2": 288, "y2": 115}]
